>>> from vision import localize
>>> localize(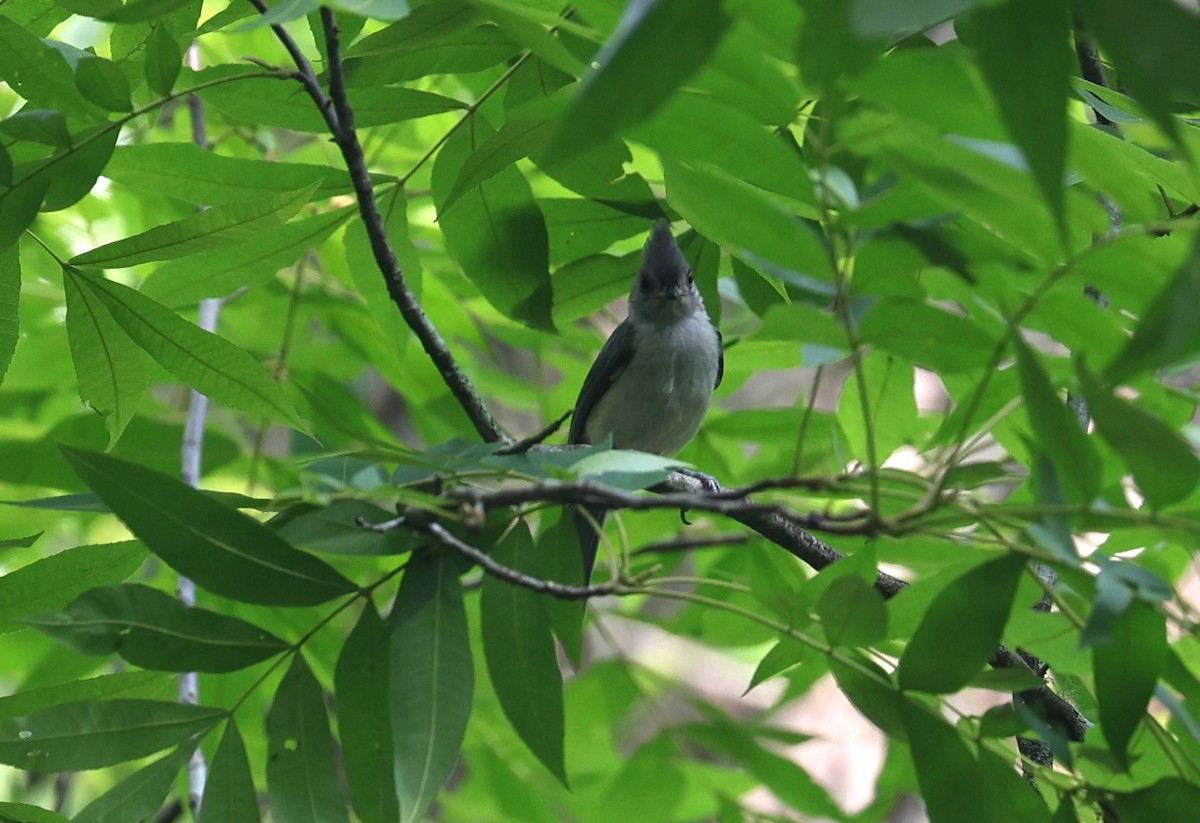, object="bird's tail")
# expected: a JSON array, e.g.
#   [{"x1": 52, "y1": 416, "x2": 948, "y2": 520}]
[{"x1": 572, "y1": 504, "x2": 607, "y2": 582}]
